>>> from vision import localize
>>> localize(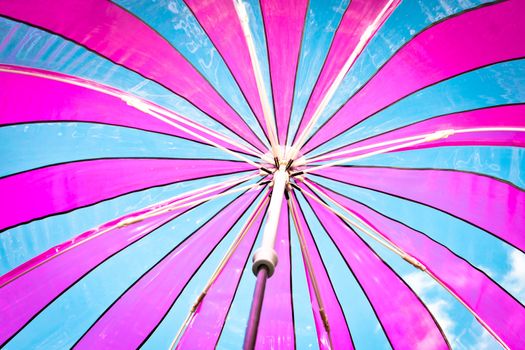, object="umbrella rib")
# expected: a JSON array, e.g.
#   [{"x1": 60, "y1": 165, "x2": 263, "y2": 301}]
[
  {"x1": 0, "y1": 172, "x2": 261, "y2": 289},
  {"x1": 0, "y1": 65, "x2": 265, "y2": 166},
  {"x1": 168, "y1": 191, "x2": 270, "y2": 350},
  {"x1": 119, "y1": 179, "x2": 268, "y2": 226},
  {"x1": 296, "y1": 127, "x2": 525, "y2": 175},
  {"x1": 287, "y1": 0, "x2": 399, "y2": 161},
  {"x1": 299, "y1": 179, "x2": 510, "y2": 350},
  {"x1": 287, "y1": 194, "x2": 335, "y2": 349},
  {"x1": 125, "y1": 99, "x2": 263, "y2": 169},
  {"x1": 233, "y1": 0, "x2": 280, "y2": 159},
  {"x1": 305, "y1": 126, "x2": 525, "y2": 164}
]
